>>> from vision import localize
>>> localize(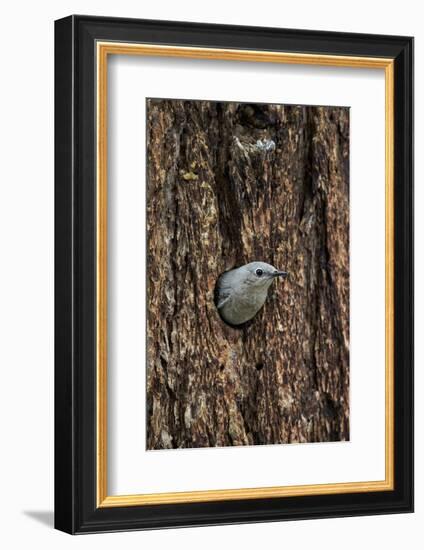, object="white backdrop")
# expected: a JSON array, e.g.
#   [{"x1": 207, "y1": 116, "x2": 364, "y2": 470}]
[
  {"x1": 0, "y1": 1, "x2": 421, "y2": 549},
  {"x1": 108, "y1": 56, "x2": 386, "y2": 495}
]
